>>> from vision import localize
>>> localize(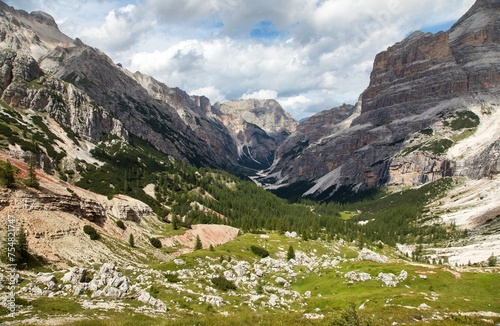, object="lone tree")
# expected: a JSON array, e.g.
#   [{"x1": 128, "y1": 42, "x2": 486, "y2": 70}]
[
  {"x1": 488, "y1": 253, "x2": 497, "y2": 267},
  {"x1": 171, "y1": 214, "x2": 179, "y2": 230},
  {"x1": 129, "y1": 234, "x2": 135, "y2": 248},
  {"x1": 0, "y1": 160, "x2": 15, "y2": 187},
  {"x1": 194, "y1": 235, "x2": 202, "y2": 250},
  {"x1": 287, "y1": 245, "x2": 295, "y2": 261},
  {"x1": 24, "y1": 155, "x2": 39, "y2": 188}
]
